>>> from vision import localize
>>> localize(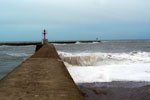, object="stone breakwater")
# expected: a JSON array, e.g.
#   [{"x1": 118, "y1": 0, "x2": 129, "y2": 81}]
[{"x1": 0, "y1": 40, "x2": 101, "y2": 46}]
